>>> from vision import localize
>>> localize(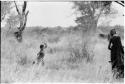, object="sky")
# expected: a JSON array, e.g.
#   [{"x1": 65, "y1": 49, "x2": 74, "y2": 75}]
[
  {"x1": 98, "y1": 2, "x2": 124, "y2": 26},
  {"x1": 1, "y1": 2, "x2": 124, "y2": 27},
  {"x1": 26, "y1": 2, "x2": 124, "y2": 27},
  {"x1": 26, "y1": 2, "x2": 77, "y2": 27}
]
